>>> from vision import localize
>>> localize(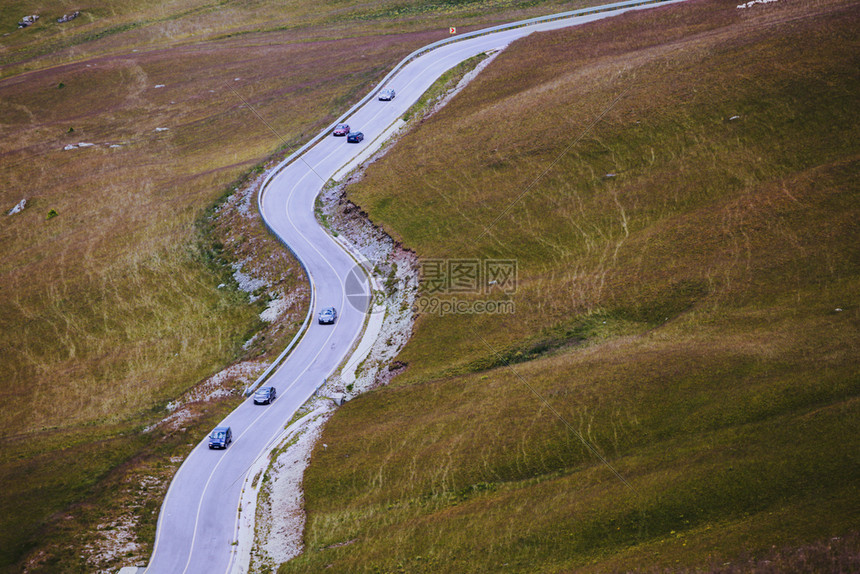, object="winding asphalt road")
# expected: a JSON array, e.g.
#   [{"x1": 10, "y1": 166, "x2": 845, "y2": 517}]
[{"x1": 143, "y1": 1, "x2": 682, "y2": 572}]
